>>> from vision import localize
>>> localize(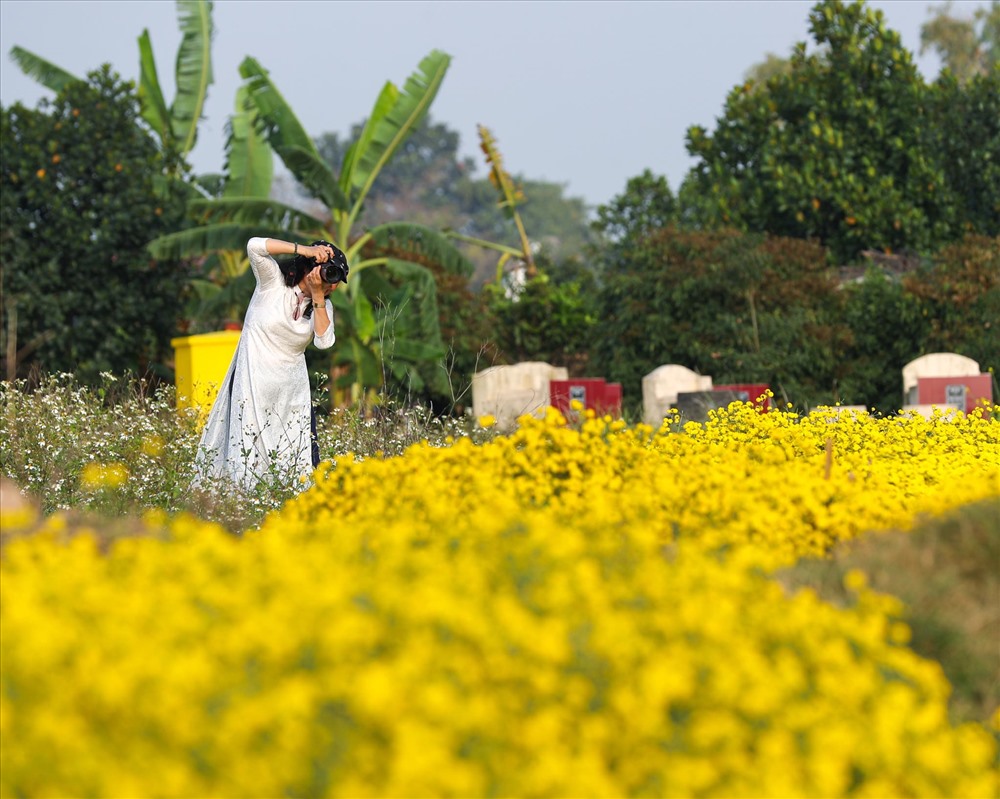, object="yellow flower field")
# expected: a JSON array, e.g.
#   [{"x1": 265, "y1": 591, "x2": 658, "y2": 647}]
[{"x1": 2, "y1": 403, "x2": 999, "y2": 798}]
